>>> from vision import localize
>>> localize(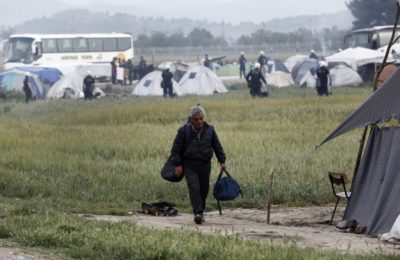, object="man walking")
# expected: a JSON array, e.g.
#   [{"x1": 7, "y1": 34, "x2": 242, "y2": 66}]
[{"x1": 170, "y1": 105, "x2": 226, "y2": 224}]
